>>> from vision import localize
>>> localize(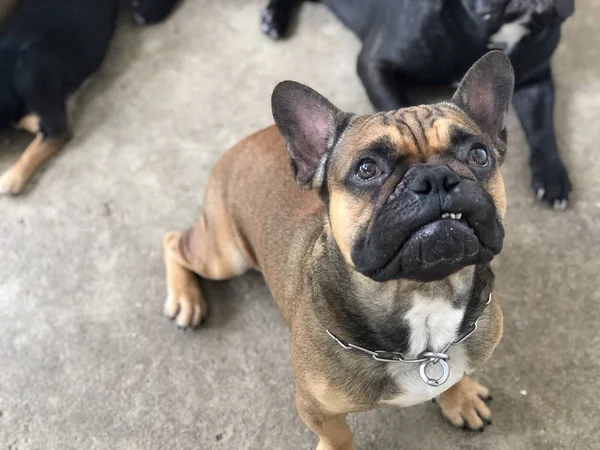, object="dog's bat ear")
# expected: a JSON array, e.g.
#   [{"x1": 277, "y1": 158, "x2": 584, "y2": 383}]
[
  {"x1": 452, "y1": 51, "x2": 515, "y2": 141},
  {"x1": 272, "y1": 81, "x2": 348, "y2": 189}
]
